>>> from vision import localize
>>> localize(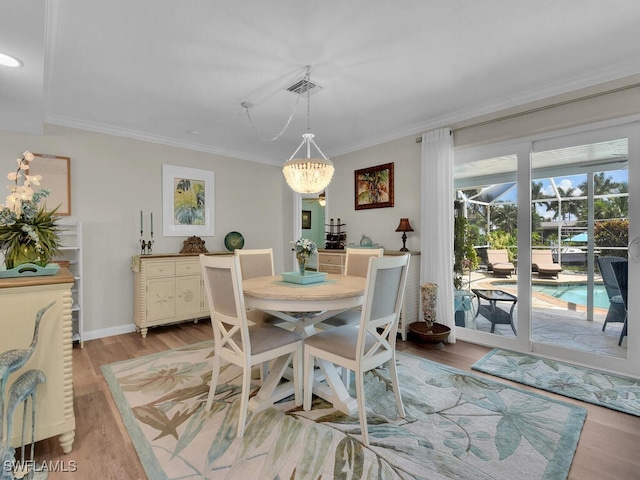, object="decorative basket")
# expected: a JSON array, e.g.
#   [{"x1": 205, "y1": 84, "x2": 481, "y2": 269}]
[{"x1": 53, "y1": 260, "x2": 70, "y2": 269}]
